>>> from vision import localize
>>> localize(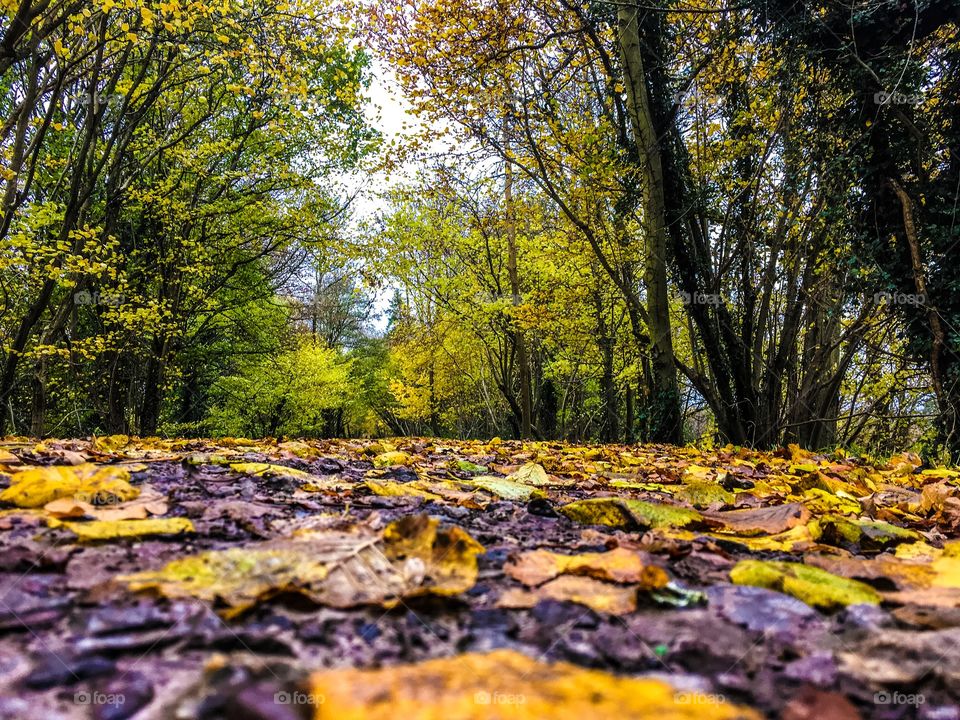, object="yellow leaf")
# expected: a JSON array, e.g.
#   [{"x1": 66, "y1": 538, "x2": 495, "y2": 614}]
[
  {"x1": 52, "y1": 517, "x2": 194, "y2": 541},
  {"x1": 304, "y1": 649, "x2": 761, "y2": 719},
  {"x1": 365, "y1": 478, "x2": 442, "y2": 501},
  {"x1": 0, "y1": 464, "x2": 137, "y2": 508},
  {"x1": 92, "y1": 434, "x2": 130, "y2": 452},
  {"x1": 560, "y1": 497, "x2": 703, "y2": 530},
  {"x1": 730, "y1": 559, "x2": 881, "y2": 609},
  {"x1": 373, "y1": 451, "x2": 412, "y2": 467},
  {"x1": 229, "y1": 462, "x2": 314, "y2": 481},
  {"x1": 505, "y1": 547, "x2": 667, "y2": 587},
  {"x1": 461, "y1": 475, "x2": 544, "y2": 501},
  {"x1": 506, "y1": 462, "x2": 553, "y2": 486},
  {"x1": 498, "y1": 574, "x2": 640, "y2": 615}
]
